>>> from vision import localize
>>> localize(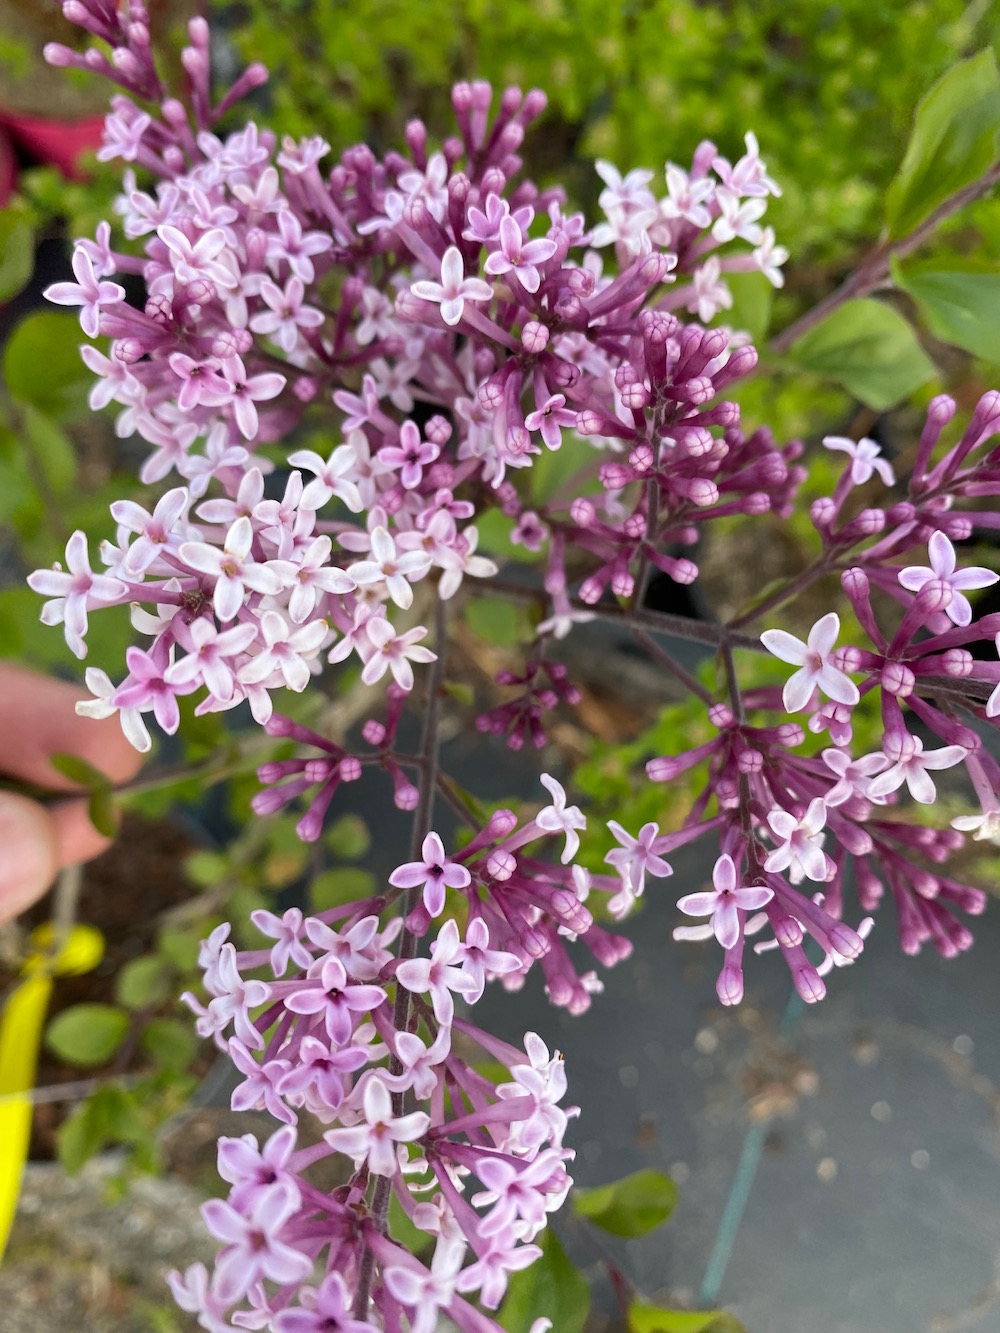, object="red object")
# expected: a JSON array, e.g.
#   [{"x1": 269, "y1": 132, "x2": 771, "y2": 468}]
[{"x1": 0, "y1": 110, "x2": 105, "y2": 206}]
